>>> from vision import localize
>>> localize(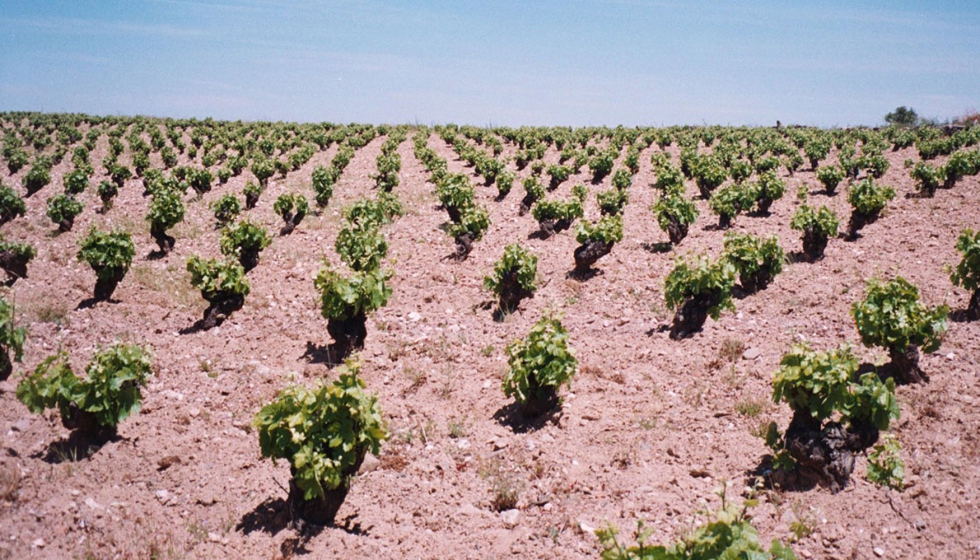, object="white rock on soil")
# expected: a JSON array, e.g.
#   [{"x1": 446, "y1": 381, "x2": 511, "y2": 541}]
[{"x1": 500, "y1": 509, "x2": 521, "y2": 528}]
